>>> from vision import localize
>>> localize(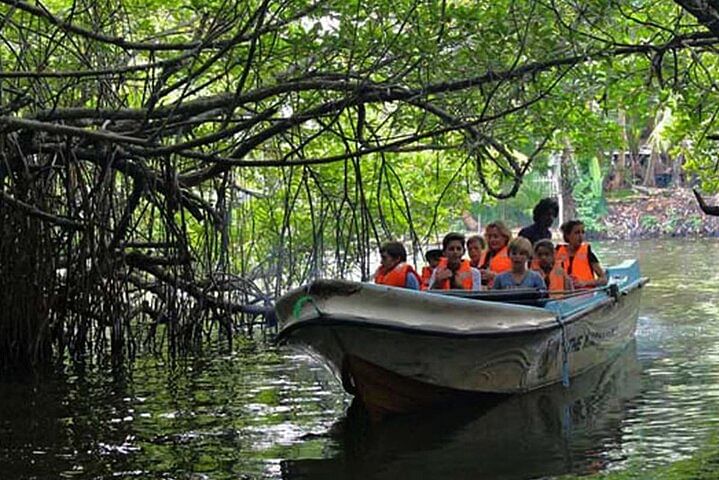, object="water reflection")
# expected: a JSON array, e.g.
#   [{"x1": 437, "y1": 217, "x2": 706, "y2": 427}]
[
  {"x1": 4, "y1": 239, "x2": 719, "y2": 479},
  {"x1": 282, "y1": 342, "x2": 641, "y2": 480},
  {"x1": 0, "y1": 350, "x2": 347, "y2": 480},
  {"x1": 0, "y1": 363, "x2": 139, "y2": 479}
]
